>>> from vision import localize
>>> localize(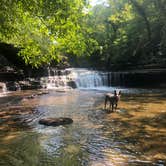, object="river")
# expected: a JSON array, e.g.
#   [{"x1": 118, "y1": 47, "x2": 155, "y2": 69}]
[{"x1": 0, "y1": 69, "x2": 166, "y2": 166}]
